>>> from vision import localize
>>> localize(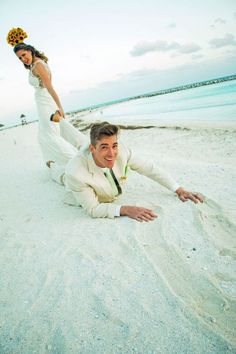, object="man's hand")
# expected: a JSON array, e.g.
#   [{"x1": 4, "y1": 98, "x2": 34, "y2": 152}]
[
  {"x1": 176, "y1": 187, "x2": 204, "y2": 204},
  {"x1": 120, "y1": 205, "x2": 157, "y2": 222}
]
